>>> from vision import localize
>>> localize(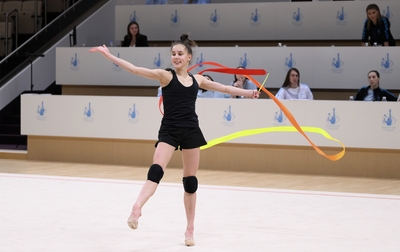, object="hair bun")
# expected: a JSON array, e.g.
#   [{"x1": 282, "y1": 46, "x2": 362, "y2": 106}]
[{"x1": 180, "y1": 34, "x2": 189, "y2": 43}]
